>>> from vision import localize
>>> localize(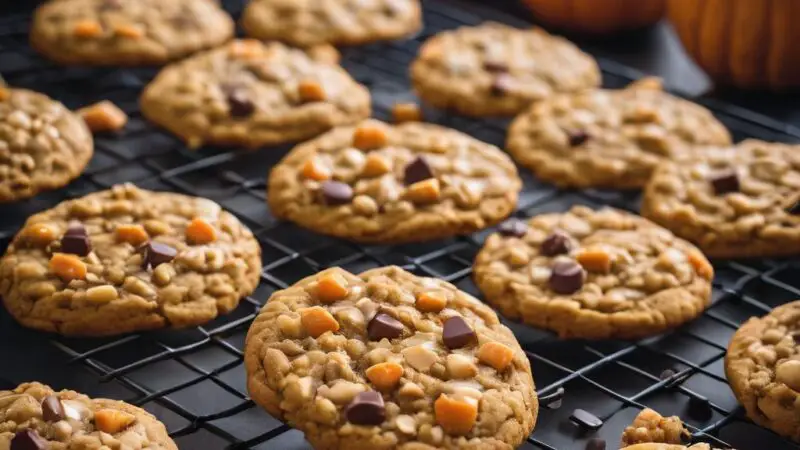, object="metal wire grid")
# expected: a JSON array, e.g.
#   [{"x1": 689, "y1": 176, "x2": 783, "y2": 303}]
[{"x1": 1, "y1": 0, "x2": 799, "y2": 449}]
